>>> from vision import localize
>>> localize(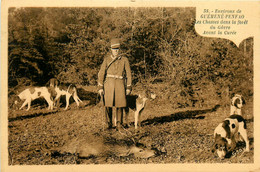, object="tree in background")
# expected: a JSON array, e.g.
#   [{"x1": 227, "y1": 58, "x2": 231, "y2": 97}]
[{"x1": 8, "y1": 7, "x2": 253, "y2": 108}]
